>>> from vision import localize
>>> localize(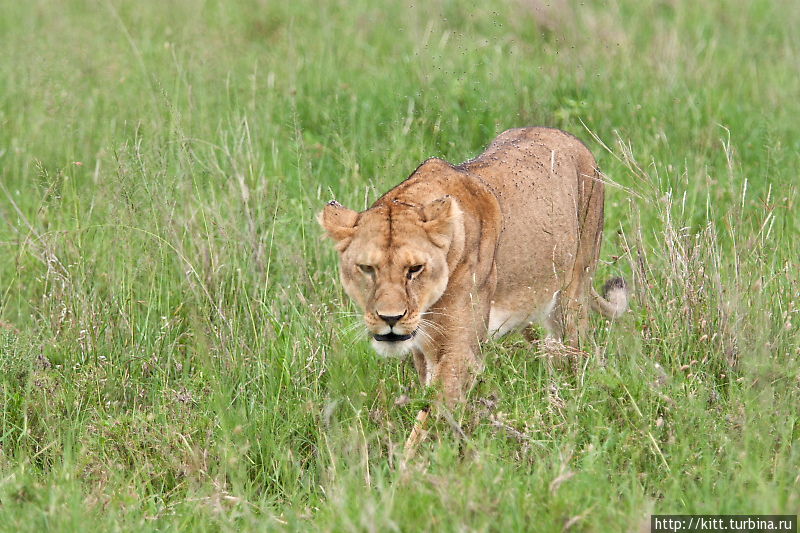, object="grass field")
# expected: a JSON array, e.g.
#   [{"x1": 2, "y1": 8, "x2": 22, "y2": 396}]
[{"x1": 1, "y1": 0, "x2": 798, "y2": 530}]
